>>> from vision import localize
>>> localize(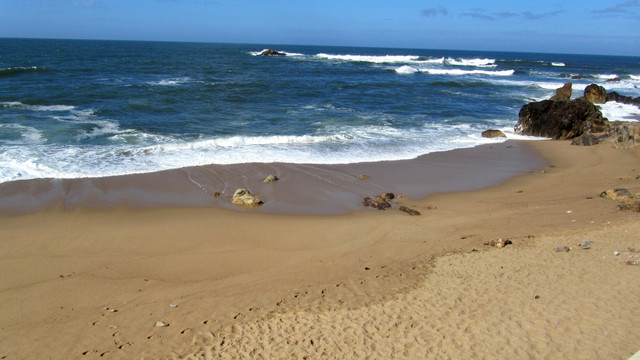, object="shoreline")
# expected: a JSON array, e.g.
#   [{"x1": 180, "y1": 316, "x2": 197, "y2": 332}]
[
  {"x1": 0, "y1": 140, "x2": 543, "y2": 215},
  {"x1": 1, "y1": 140, "x2": 639, "y2": 359}
]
